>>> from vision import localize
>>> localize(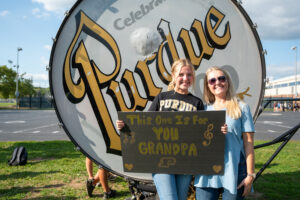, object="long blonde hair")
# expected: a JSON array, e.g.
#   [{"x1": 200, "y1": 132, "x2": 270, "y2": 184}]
[
  {"x1": 167, "y1": 59, "x2": 195, "y2": 91},
  {"x1": 203, "y1": 67, "x2": 241, "y2": 119}
]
